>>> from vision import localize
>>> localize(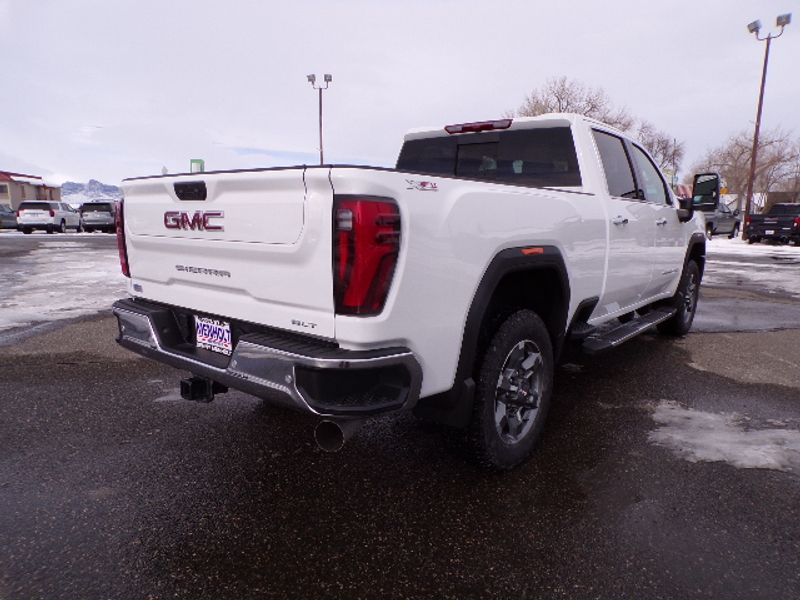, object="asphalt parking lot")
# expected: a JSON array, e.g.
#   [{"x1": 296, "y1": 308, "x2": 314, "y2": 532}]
[{"x1": 0, "y1": 233, "x2": 799, "y2": 599}]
